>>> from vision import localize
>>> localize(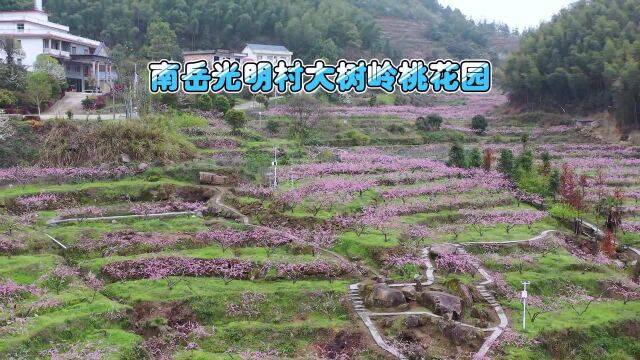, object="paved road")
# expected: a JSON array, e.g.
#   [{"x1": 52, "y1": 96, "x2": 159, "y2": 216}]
[
  {"x1": 40, "y1": 113, "x2": 133, "y2": 120},
  {"x1": 43, "y1": 92, "x2": 88, "y2": 117},
  {"x1": 235, "y1": 96, "x2": 283, "y2": 111}
]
